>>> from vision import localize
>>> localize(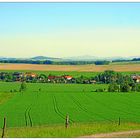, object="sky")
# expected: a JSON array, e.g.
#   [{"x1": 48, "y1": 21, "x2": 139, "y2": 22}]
[{"x1": 0, "y1": 2, "x2": 140, "y2": 58}]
